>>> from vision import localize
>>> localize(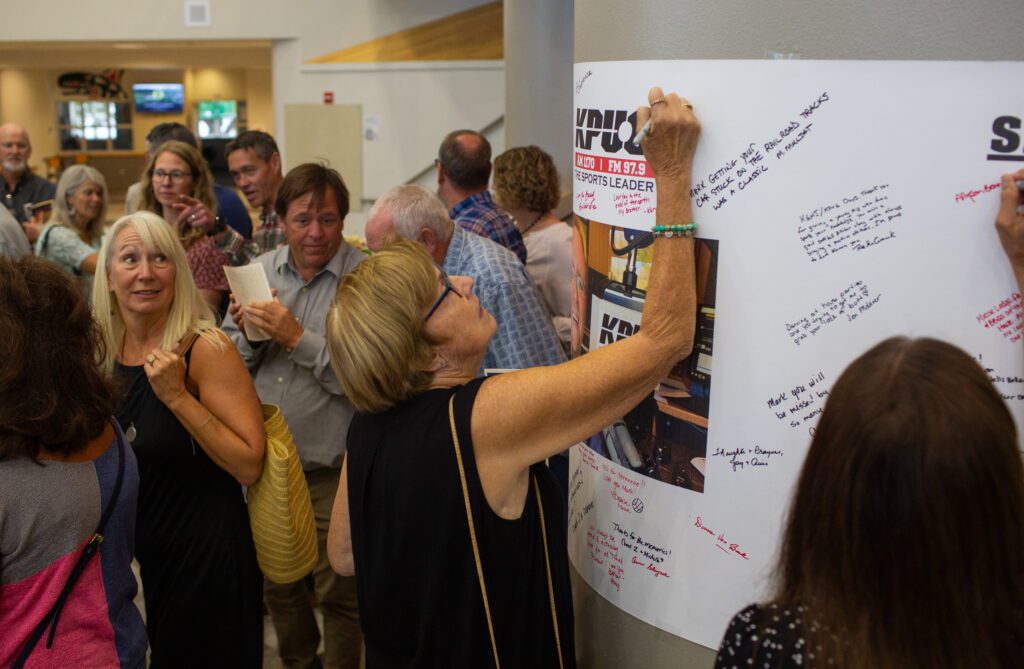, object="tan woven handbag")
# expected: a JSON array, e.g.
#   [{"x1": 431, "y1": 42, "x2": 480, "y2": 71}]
[{"x1": 247, "y1": 404, "x2": 319, "y2": 584}]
